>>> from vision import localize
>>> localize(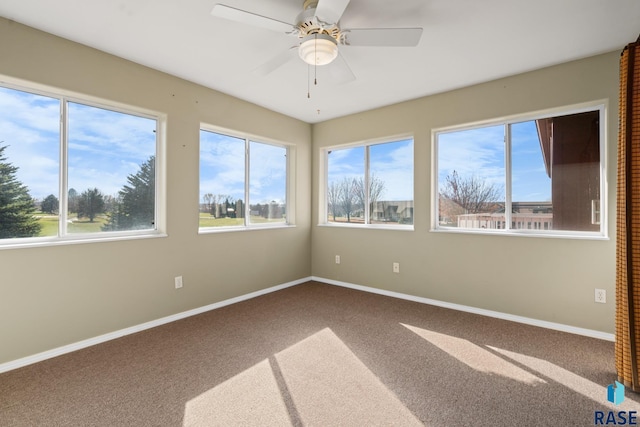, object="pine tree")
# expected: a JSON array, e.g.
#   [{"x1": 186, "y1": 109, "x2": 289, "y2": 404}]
[
  {"x1": 41, "y1": 194, "x2": 59, "y2": 214},
  {"x1": 103, "y1": 156, "x2": 155, "y2": 231},
  {"x1": 77, "y1": 188, "x2": 105, "y2": 222},
  {"x1": 0, "y1": 145, "x2": 41, "y2": 238}
]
